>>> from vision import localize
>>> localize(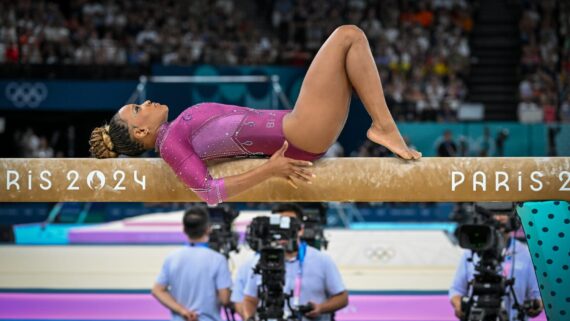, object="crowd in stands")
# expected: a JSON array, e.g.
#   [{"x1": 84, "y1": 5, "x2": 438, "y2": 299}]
[
  {"x1": 363, "y1": 0, "x2": 472, "y2": 122},
  {"x1": 1, "y1": 0, "x2": 472, "y2": 122},
  {"x1": 0, "y1": 0, "x2": 264, "y2": 65},
  {"x1": 5, "y1": 0, "x2": 570, "y2": 124},
  {"x1": 4, "y1": 0, "x2": 569, "y2": 159},
  {"x1": 518, "y1": 0, "x2": 570, "y2": 123}
]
